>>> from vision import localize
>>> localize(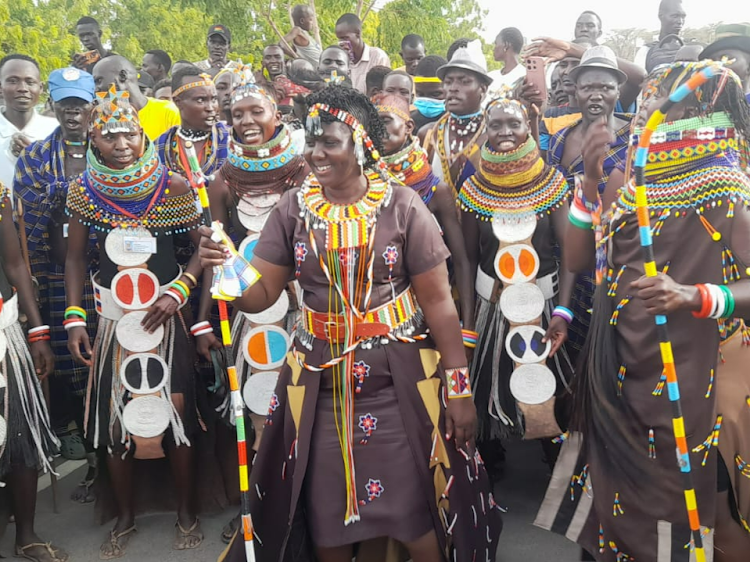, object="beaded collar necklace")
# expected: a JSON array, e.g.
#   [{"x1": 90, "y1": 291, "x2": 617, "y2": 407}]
[
  {"x1": 165, "y1": 124, "x2": 219, "y2": 176},
  {"x1": 85, "y1": 140, "x2": 164, "y2": 200},
  {"x1": 176, "y1": 127, "x2": 211, "y2": 142},
  {"x1": 458, "y1": 136, "x2": 568, "y2": 221},
  {"x1": 298, "y1": 170, "x2": 392, "y2": 251},
  {"x1": 444, "y1": 111, "x2": 484, "y2": 154},
  {"x1": 383, "y1": 136, "x2": 439, "y2": 204},
  {"x1": 222, "y1": 125, "x2": 306, "y2": 198}
]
